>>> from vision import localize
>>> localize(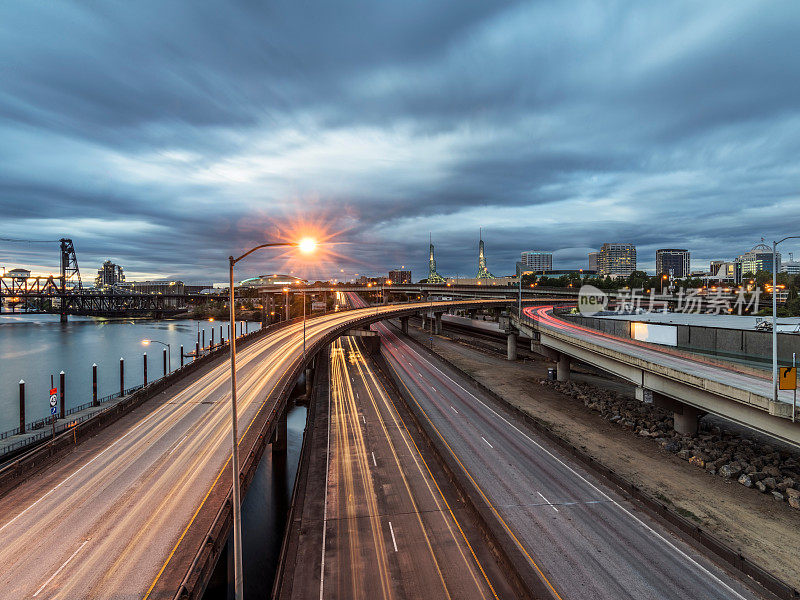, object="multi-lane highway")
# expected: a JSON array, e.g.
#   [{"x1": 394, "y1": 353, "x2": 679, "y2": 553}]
[
  {"x1": 0, "y1": 299, "x2": 506, "y2": 600},
  {"x1": 308, "y1": 336, "x2": 500, "y2": 599},
  {"x1": 368, "y1": 309, "x2": 761, "y2": 599}
]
